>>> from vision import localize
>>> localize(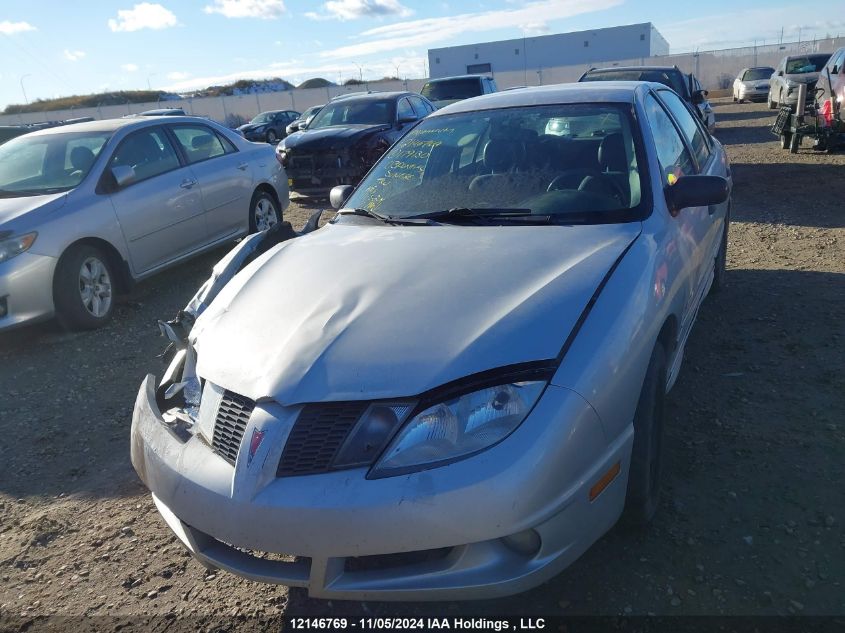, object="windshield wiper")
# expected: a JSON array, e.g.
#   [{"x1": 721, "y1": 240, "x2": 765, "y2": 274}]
[
  {"x1": 405, "y1": 207, "x2": 546, "y2": 224},
  {"x1": 0, "y1": 187, "x2": 69, "y2": 197},
  {"x1": 336, "y1": 208, "x2": 436, "y2": 225}
]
